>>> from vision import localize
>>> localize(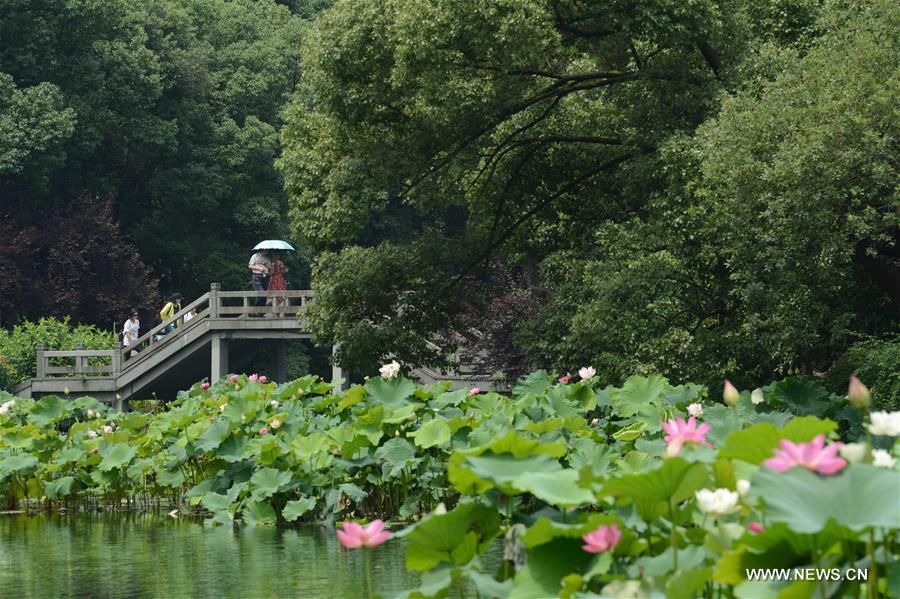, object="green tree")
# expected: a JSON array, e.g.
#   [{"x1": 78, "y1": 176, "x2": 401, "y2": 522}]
[
  {"x1": 281, "y1": 0, "x2": 759, "y2": 372},
  {"x1": 521, "y1": 0, "x2": 898, "y2": 388},
  {"x1": 1, "y1": 0, "x2": 315, "y2": 302}
]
